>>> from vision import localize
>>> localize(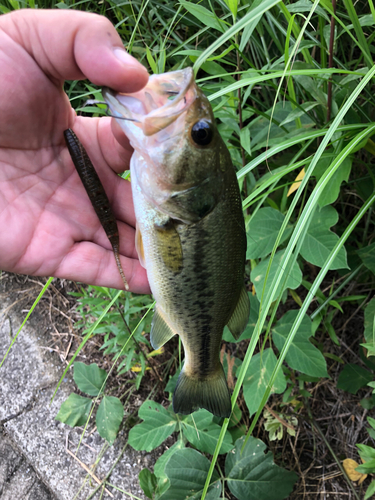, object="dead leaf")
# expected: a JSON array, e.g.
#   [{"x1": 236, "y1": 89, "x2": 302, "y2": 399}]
[
  {"x1": 343, "y1": 458, "x2": 368, "y2": 483},
  {"x1": 287, "y1": 168, "x2": 305, "y2": 197}
]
